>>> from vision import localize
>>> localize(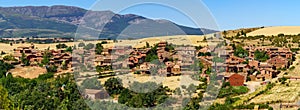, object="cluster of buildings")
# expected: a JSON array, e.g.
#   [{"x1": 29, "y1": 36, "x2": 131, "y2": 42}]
[
  {"x1": 128, "y1": 41, "x2": 197, "y2": 76},
  {"x1": 74, "y1": 41, "x2": 198, "y2": 76},
  {"x1": 74, "y1": 41, "x2": 294, "y2": 88},
  {"x1": 10, "y1": 44, "x2": 72, "y2": 68},
  {"x1": 198, "y1": 45, "x2": 294, "y2": 86},
  {"x1": 1, "y1": 37, "x2": 74, "y2": 44}
]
